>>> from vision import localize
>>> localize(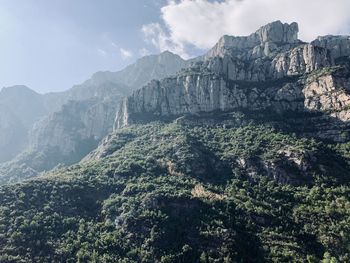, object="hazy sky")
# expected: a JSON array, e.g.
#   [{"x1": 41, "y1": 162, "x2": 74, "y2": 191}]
[
  {"x1": 0, "y1": 0, "x2": 169, "y2": 93},
  {"x1": 1, "y1": 0, "x2": 350, "y2": 93}
]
